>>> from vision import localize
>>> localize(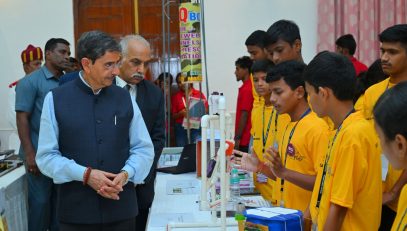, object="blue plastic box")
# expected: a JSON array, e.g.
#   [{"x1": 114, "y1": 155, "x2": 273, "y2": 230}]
[{"x1": 243, "y1": 207, "x2": 303, "y2": 231}]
